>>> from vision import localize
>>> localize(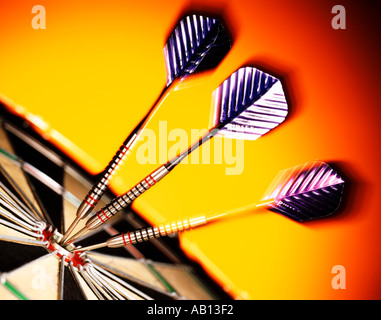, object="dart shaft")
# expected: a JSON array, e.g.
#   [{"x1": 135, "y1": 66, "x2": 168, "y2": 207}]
[{"x1": 165, "y1": 128, "x2": 218, "y2": 170}]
